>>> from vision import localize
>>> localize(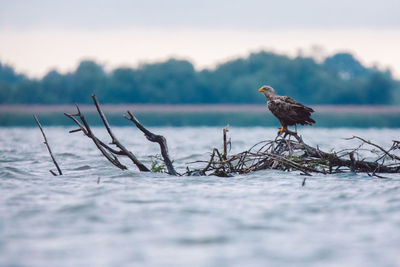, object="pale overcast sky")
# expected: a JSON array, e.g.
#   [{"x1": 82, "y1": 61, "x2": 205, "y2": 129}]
[
  {"x1": 0, "y1": 0, "x2": 399, "y2": 77},
  {"x1": 1, "y1": 0, "x2": 399, "y2": 30}
]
